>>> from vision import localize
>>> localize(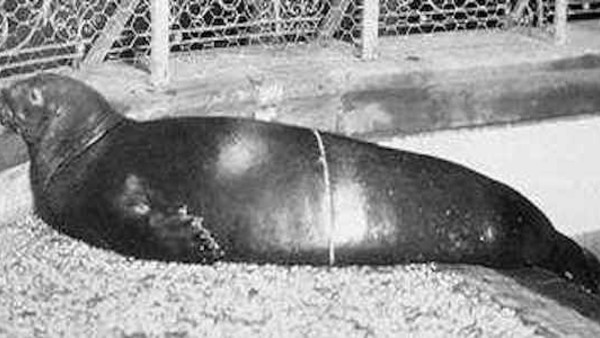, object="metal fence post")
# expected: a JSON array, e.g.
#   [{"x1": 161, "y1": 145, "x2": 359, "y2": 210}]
[
  {"x1": 151, "y1": 0, "x2": 170, "y2": 87},
  {"x1": 361, "y1": 0, "x2": 379, "y2": 60},
  {"x1": 555, "y1": 0, "x2": 568, "y2": 45}
]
